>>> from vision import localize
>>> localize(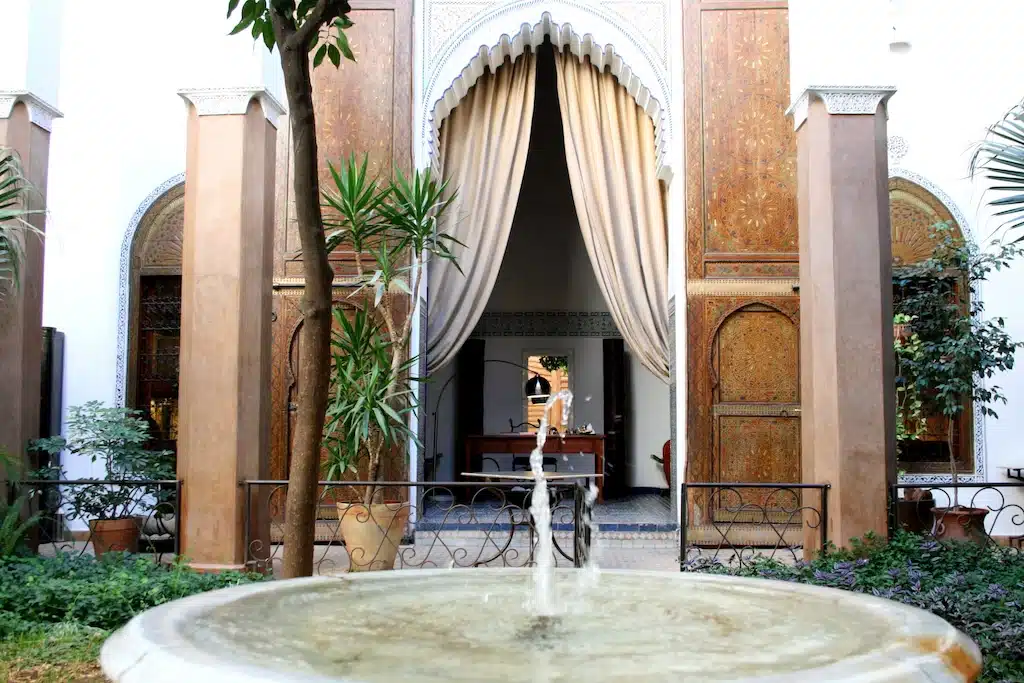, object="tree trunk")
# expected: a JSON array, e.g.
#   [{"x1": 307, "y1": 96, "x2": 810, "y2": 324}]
[{"x1": 276, "y1": 32, "x2": 334, "y2": 579}]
